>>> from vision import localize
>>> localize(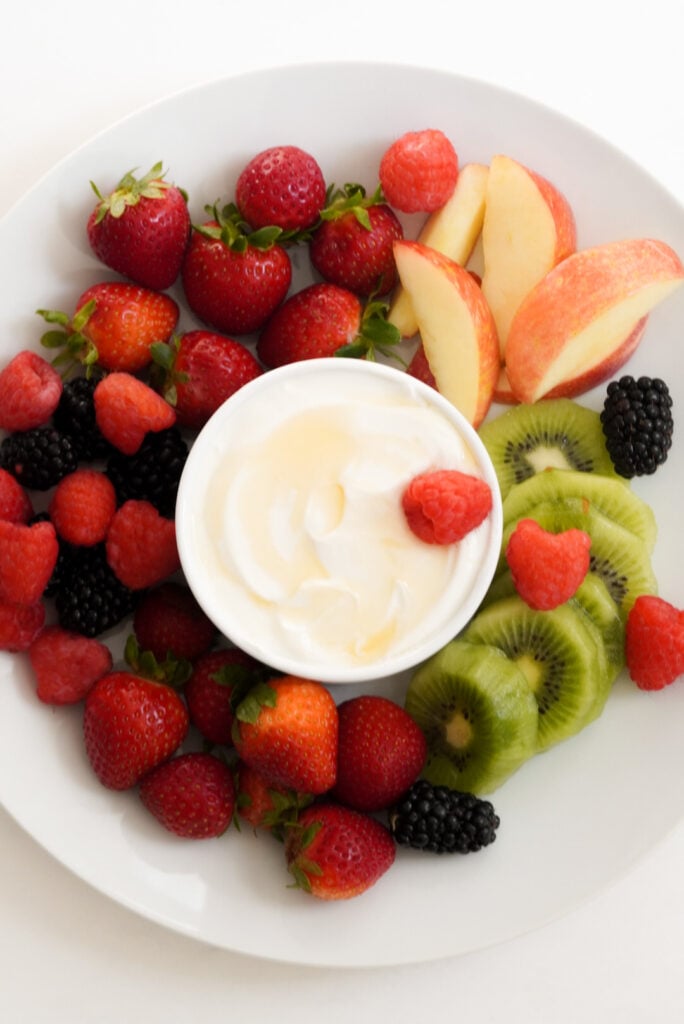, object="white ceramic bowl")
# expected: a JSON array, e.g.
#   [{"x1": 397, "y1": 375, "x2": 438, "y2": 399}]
[{"x1": 176, "y1": 357, "x2": 502, "y2": 684}]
